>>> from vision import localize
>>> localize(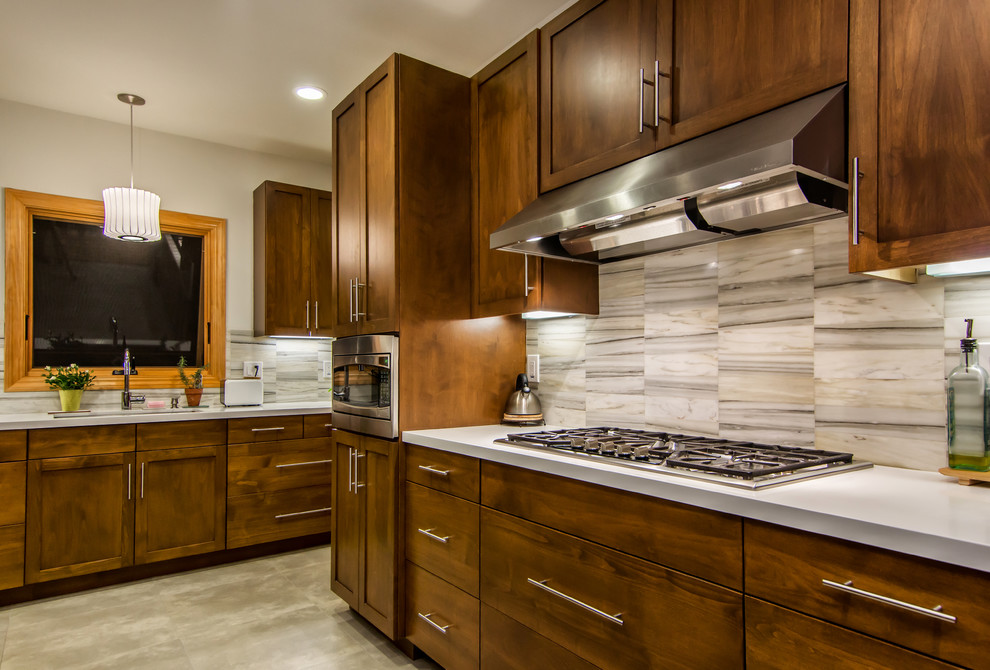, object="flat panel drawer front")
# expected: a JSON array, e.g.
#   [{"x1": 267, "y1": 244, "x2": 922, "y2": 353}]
[
  {"x1": 136, "y1": 420, "x2": 227, "y2": 451},
  {"x1": 0, "y1": 524, "x2": 25, "y2": 590},
  {"x1": 406, "y1": 482, "x2": 480, "y2": 597},
  {"x1": 481, "y1": 508, "x2": 744, "y2": 670},
  {"x1": 0, "y1": 461, "x2": 26, "y2": 526},
  {"x1": 406, "y1": 561, "x2": 480, "y2": 670},
  {"x1": 481, "y1": 461, "x2": 742, "y2": 589},
  {"x1": 227, "y1": 438, "x2": 333, "y2": 495},
  {"x1": 481, "y1": 603, "x2": 598, "y2": 670},
  {"x1": 745, "y1": 597, "x2": 957, "y2": 670},
  {"x1": 406, "y1": 444, "x2": 480, "y2": 502},
  {"x1": 29, "y1": 424, "x2": 135, "y2": 459},
  {"x1": 745, "y1": 520, "x2": 990, "y2": 669},
  {"x1": 0, "y1": 430, "x2": 27, "y2": 461},
  {"x1": 227, "y1": 415, "x2": 304, "y2": 444},
  {"x1": 226, "y1": 485, "x2": 331, "y2": 548},
  {"x1": 302, "y1": 414, "x2": 333, "y2": 439}
]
